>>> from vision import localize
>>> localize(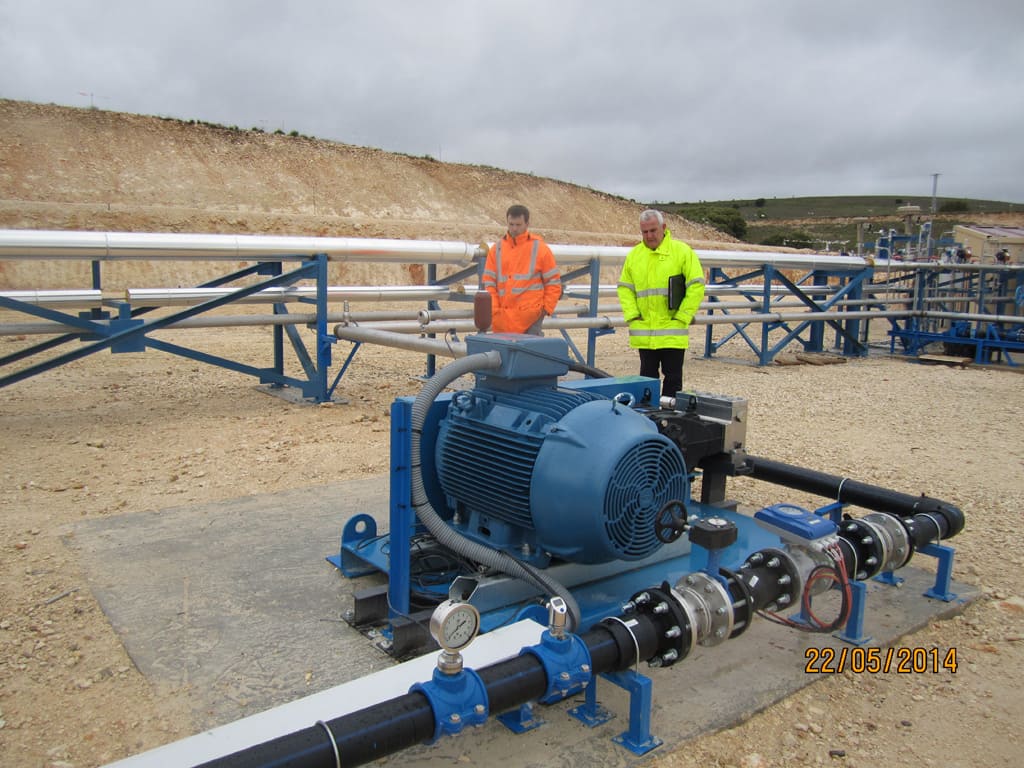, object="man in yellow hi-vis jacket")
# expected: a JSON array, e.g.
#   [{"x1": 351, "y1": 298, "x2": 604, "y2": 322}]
[{"x1": 617, "y1": 209, "x2": 706, "y2": 399}]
